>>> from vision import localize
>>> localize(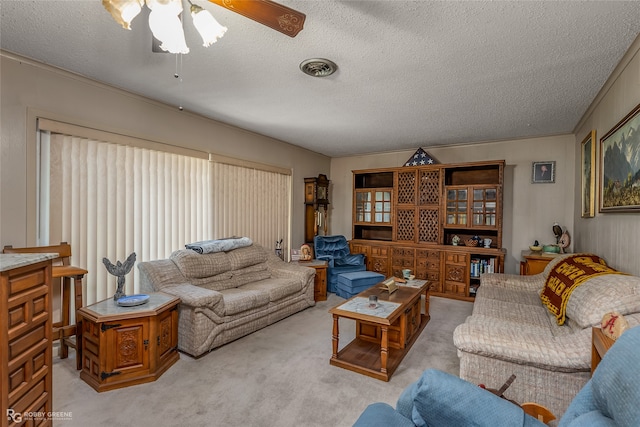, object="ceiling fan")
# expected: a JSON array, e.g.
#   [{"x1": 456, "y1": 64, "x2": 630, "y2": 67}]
[
  {"x1": 208, "y1": 0, "x2": 305, "y2": 38},
  {"x1": 103, "y1": 0, "x2": 305, "y2": 54}
]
